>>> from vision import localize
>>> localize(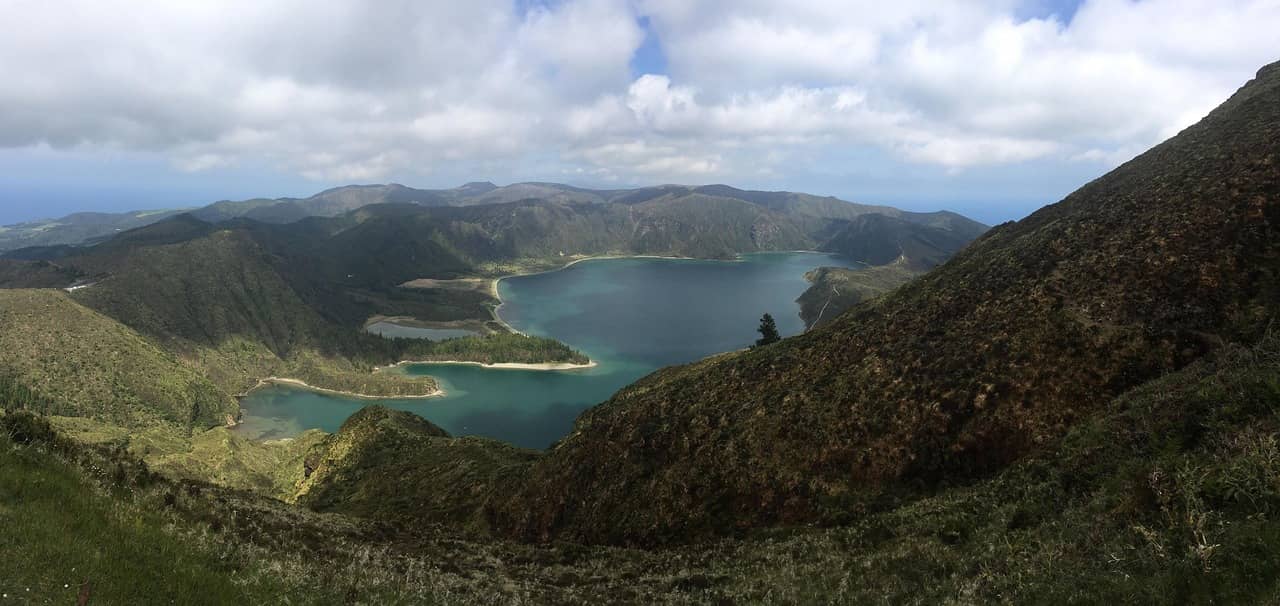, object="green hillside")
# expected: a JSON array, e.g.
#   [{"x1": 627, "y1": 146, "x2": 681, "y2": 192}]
[
  {"x1": 796, "y1": 261, "x2": 920, "y2": 328},
  {"x1": 0, "y1": 289, "x2": 235, "y2": 429},
  {"x1": 296, "y1": 406, "x2": 537, "y2": 532},
  {"x1": 7, "y1": 331, "x2": 1277, "y2": 603},
  {"x1": 0, "y1": 208, "x2": 189, "y2": 253},
  {"x1": 493, "y1": 60, "x2": 1280, "y2": 545}
]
